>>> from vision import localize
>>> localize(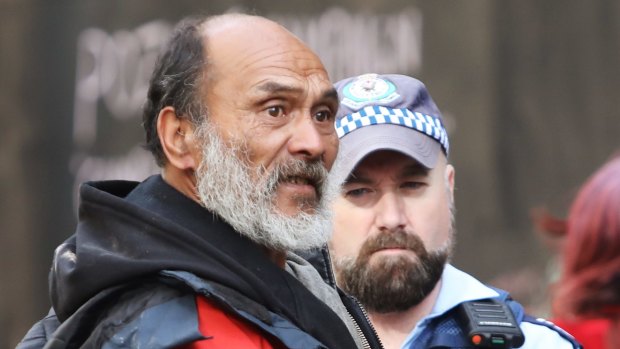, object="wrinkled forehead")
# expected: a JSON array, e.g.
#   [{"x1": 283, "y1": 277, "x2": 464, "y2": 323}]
[{"x1": 204, "y1": 18, "x2": 331, "y2": 91}]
